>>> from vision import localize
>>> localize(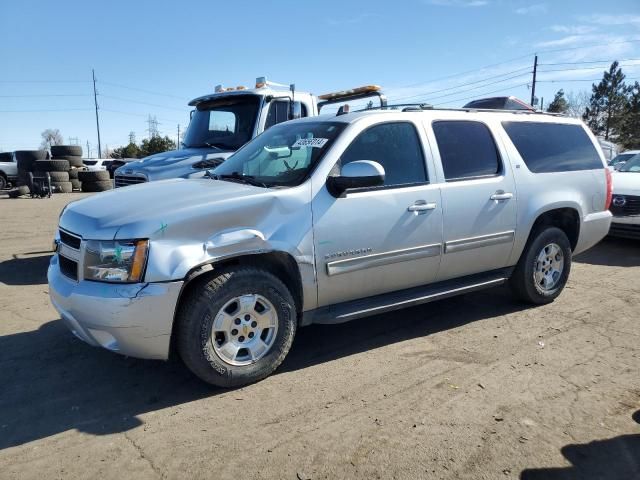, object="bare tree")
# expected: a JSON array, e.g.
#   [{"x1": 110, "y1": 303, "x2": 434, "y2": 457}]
[
  {"x1": 565, "y1": 91, "x2": 590, "y2": 119},
  {"x1": 40, "y1": 129, "x2": 64, "y2": 151}
]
